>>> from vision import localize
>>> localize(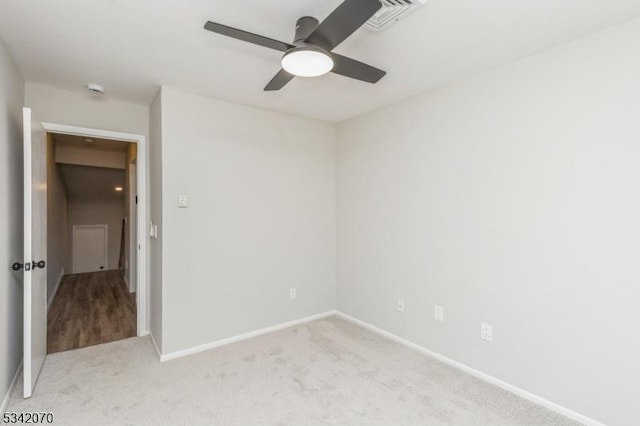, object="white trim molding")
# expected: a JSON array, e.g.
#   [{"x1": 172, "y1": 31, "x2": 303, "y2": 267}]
[
  {"x1": 42, "y1": 122, "x2": 148, "y2": 337},
  {"x1": 335, "y1": 312, "x2": 607, "y2": 426},
  {"x1": 1, "y1": 362, "x2": 23, "y2": 414},
  {"x1": 160, "y1": 311, "x2": 337, "y2": 362}
]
